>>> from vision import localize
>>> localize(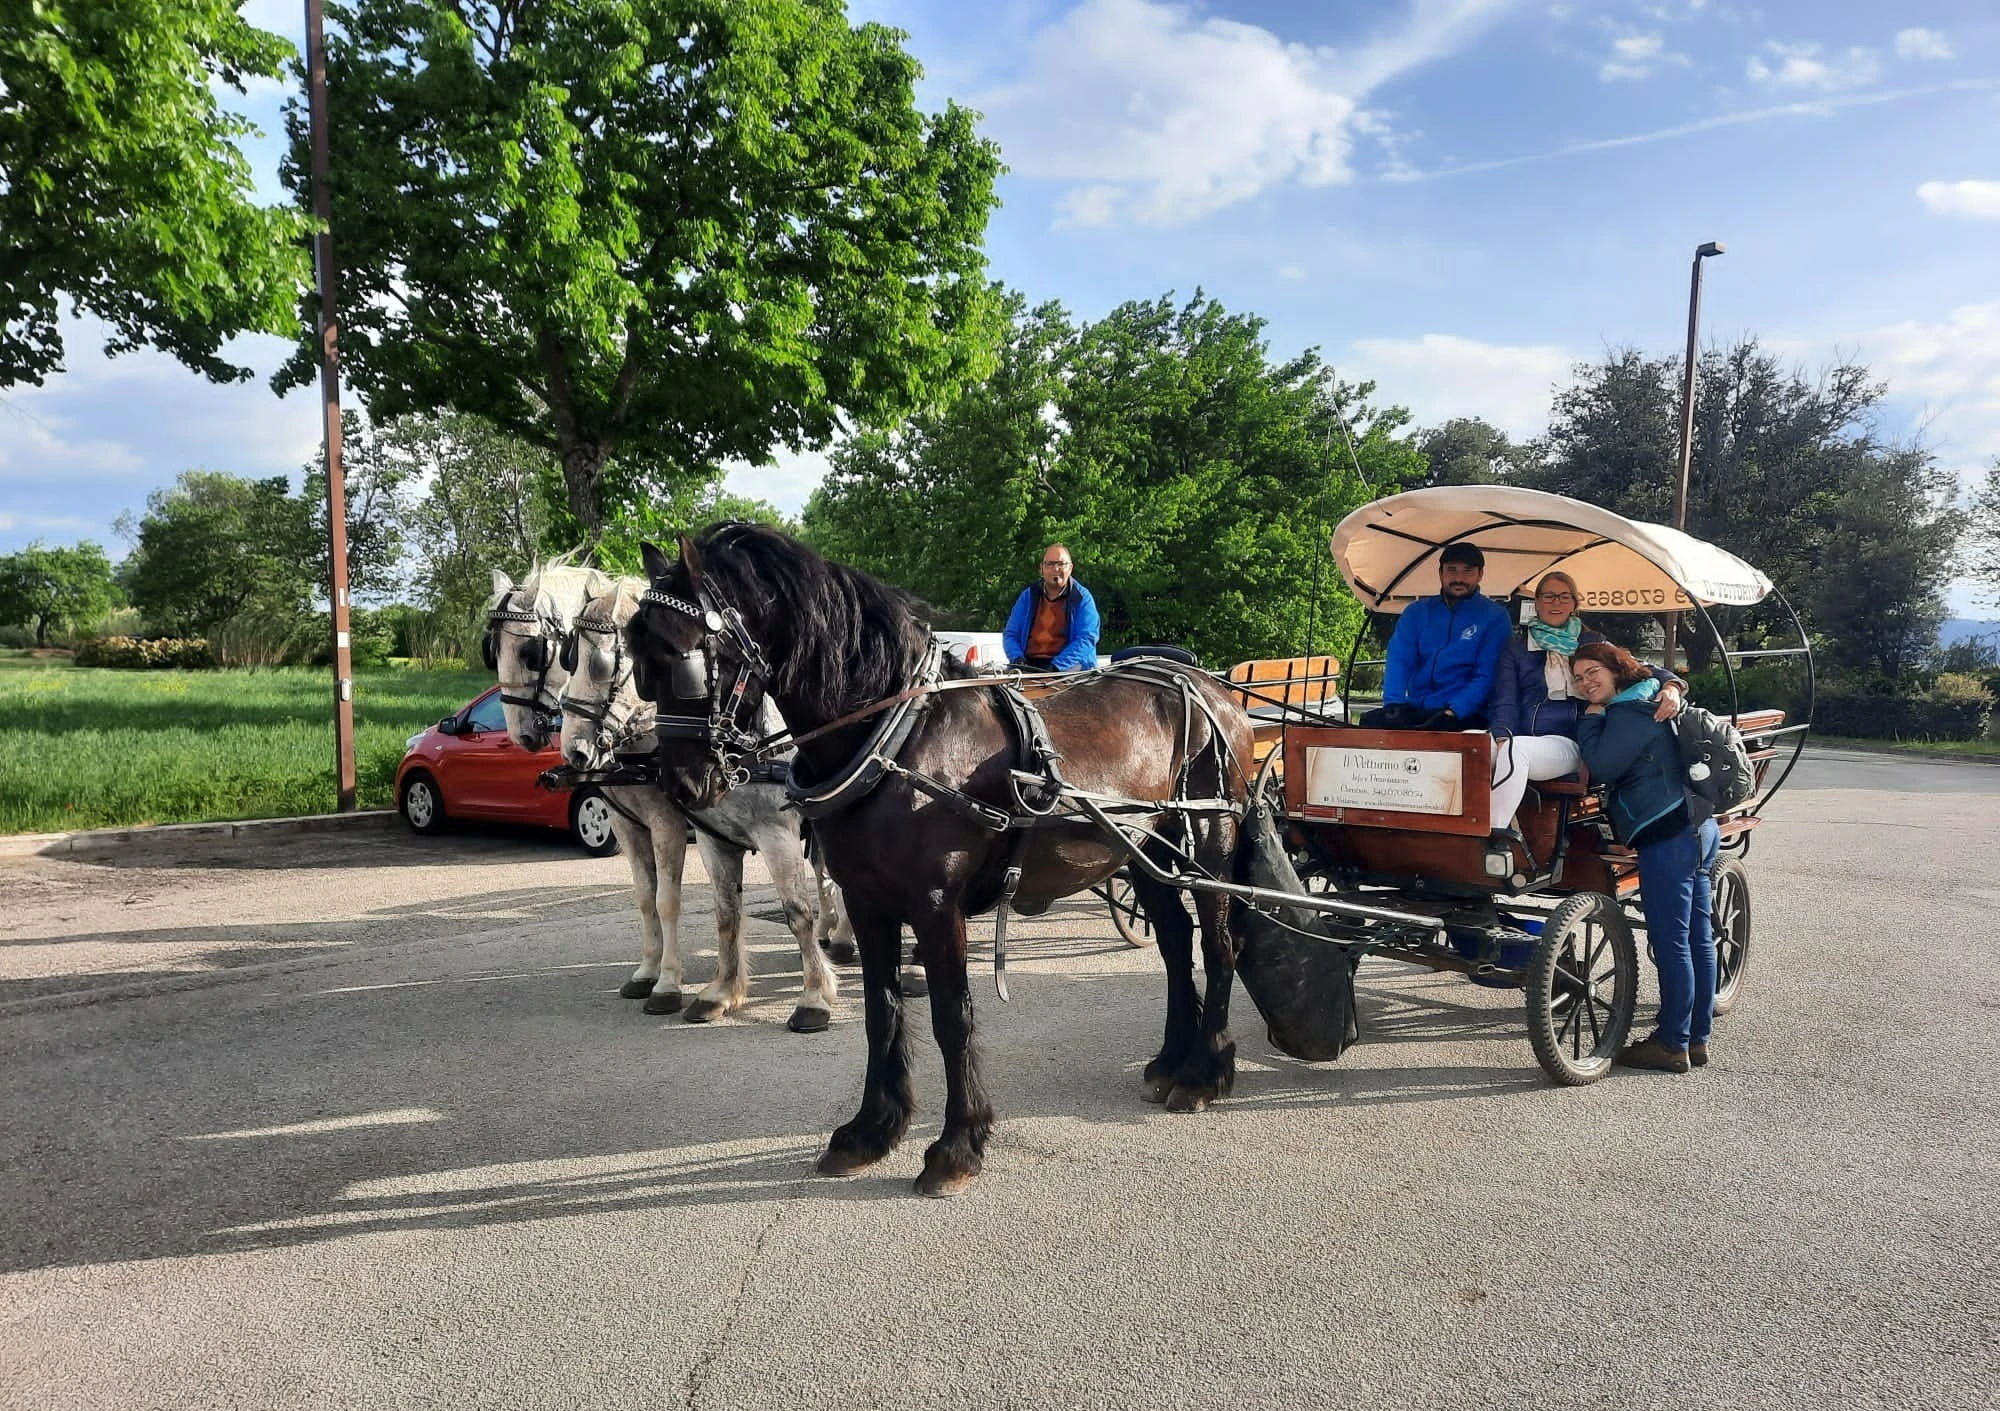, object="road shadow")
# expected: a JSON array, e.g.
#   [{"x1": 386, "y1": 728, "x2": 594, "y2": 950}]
[
  {"x1": 48, "y1": 824, "x2": 605, "y2": 872},
  {"x1": 0, "y1": 935, "x2": 1557, "y2": 1275}
]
